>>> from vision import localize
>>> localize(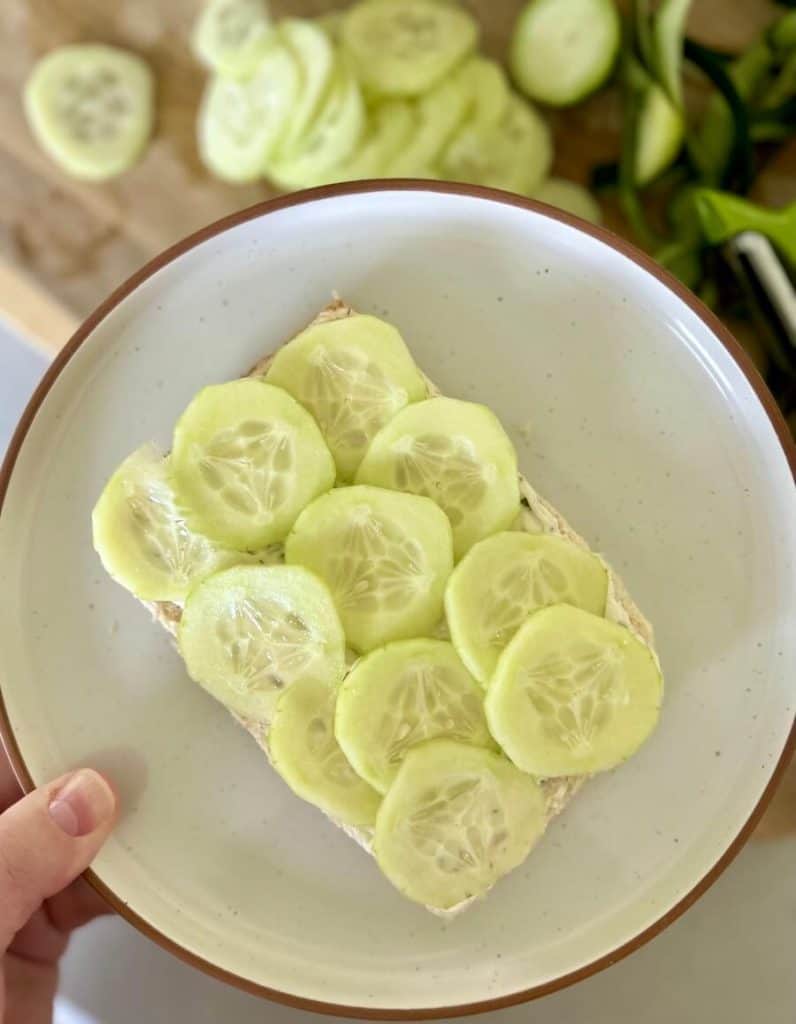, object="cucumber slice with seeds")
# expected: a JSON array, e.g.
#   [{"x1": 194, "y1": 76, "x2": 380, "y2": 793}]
[
  {"x1": 373, "y1": 739, "x2": 546, "y2": 910},
  {"x1": 335, "y1": 639, "x2": 493, "y2": 794},
  {"x1": 356, "y1": 397, "x2": 520, "y2": 559},
  {"x1": 278, "y1": 20, "x2": 335, "y2": 151},
  {"x1": 329, "y1": 100, "x2": 415, "y2": 181},
  {"x1": 24, "y1": 44, "x2": 154, "y2": 181},
  {"x1": 387, "y1": 75, "x2": 471, "y2": 177},
  {"x1": 445, "y1": 532, "x2": 609, "y2": 685},
  {"x1": 171, "y1": 380, "x2": 335, "y2": 550},
  {"x1": 285, "y1": 486, "x2": 453, "y2": 653},
  {"x1": 266, "y1": 313, "x2": 426, "y2": 482},
  {"x1": 192, "y1": 0, "x2": 273, "y2": 78},
  {"x1": 532, "y1": 178, "x2": 602, "y2": 223},
  {"x1": 270, "y1": 677, "x2": 381, "y2": 826},
  {"x1": 179, "y1": 564, "x2": 346, "y2": 721},
  {"x1": 485, "y1": 604, "x2": 663, "y2": 778},
  {"x1": 509, "y1": 0, "x2": 620, "y2": 107},
  {"x1": 457, "y1": 56, "x2": 510, "y2": 126},
  {"x1": 341, "y1": 0, "x2": 478, "y2": 98}
]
